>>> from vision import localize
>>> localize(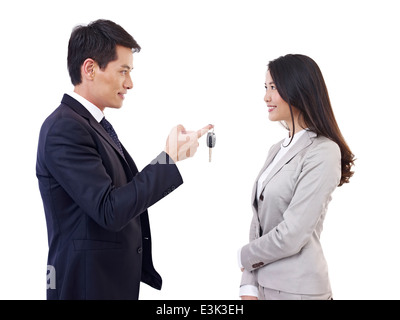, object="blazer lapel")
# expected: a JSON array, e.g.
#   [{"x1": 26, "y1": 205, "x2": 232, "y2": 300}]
[
  {"x1": 61, "y1": 94, "x2": 131, "y2": 168},
  {"x1": 88, "y1": 116, "x2": 124, "y2": 157},
  {"x1": 260, "y1": 130, "x2": 317, "y2": 192},
  {"x1": 251, "y1": 142, "x2": 281, "y2": 208}
]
